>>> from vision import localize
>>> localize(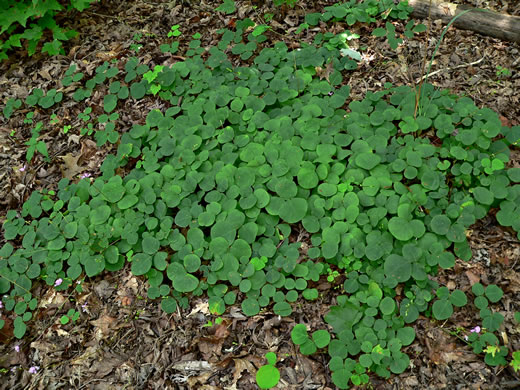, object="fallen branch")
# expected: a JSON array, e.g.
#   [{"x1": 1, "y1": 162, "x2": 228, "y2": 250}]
[{"x1": 408, "y1": 0, "x2": 520, "y2": 43}]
